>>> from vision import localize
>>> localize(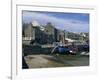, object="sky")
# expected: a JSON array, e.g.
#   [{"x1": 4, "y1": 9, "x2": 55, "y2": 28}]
[{"x1": 22, "y1": 10, "x2": 89, "y2": 33}]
